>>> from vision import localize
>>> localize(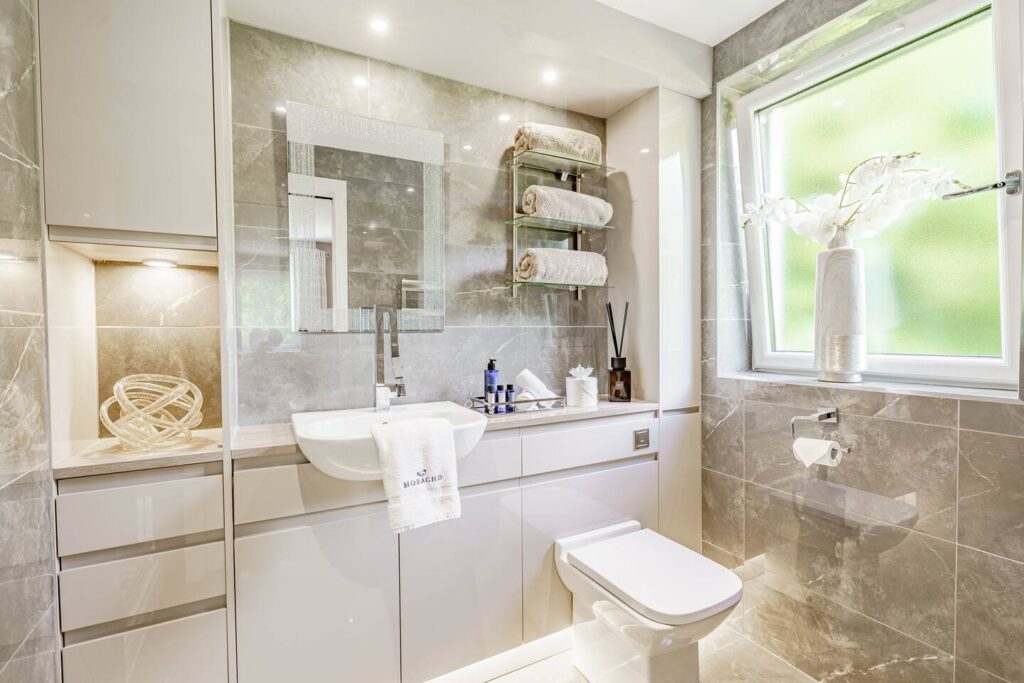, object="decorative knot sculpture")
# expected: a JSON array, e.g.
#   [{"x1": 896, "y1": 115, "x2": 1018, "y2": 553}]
[{"x1": 100, "y1": 374, "x2": 204, "y2": 452}]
